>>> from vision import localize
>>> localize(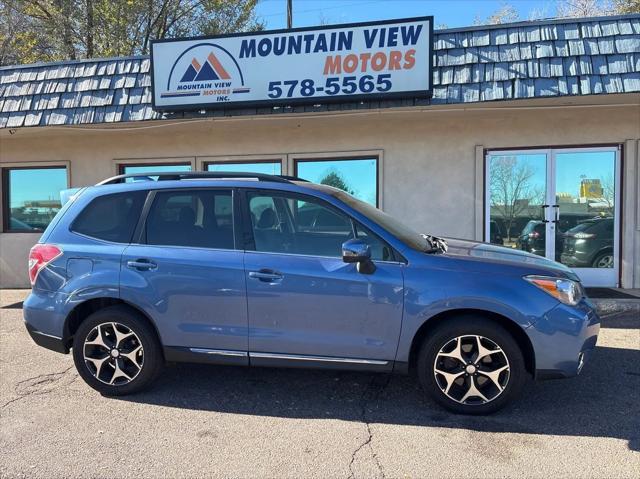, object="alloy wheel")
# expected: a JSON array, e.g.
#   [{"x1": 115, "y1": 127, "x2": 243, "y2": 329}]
[
  {"x1": 83, "y1": 322, "x2": 144, "y2": 385},
  {"x1": 433, "y1": 335, "x2": 510, "y2": 405},
  {"x1": 595, "y1": 254, "x2": 613, "y2": 268}
]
